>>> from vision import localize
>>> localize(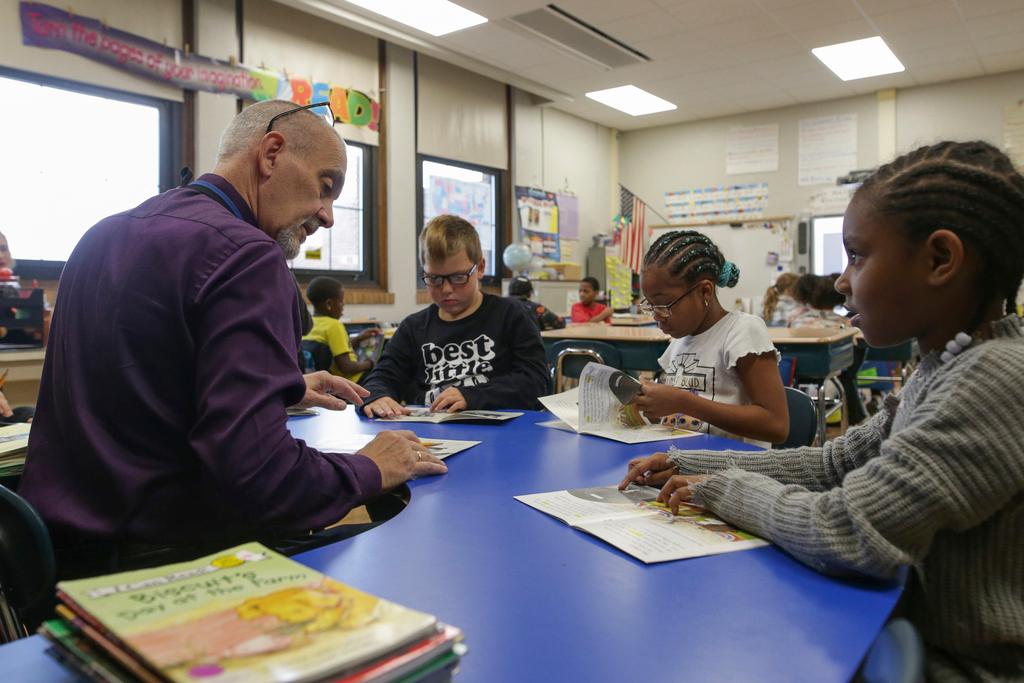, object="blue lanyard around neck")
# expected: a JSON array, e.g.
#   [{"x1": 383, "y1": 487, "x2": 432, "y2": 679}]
[{"x1": 190, "y1": 180, "x2": 243, "y2": 220}]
